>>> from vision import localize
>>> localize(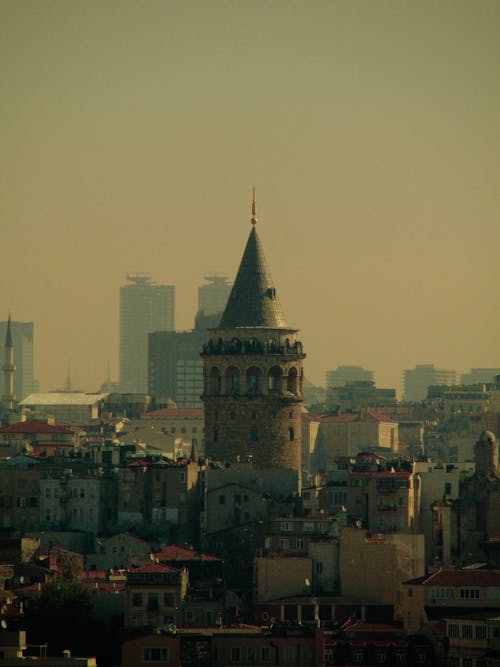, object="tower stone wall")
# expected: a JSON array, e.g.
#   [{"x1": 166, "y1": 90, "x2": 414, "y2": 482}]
[
  {"x1": 202, "y1": 327, "x2": 305, "y2": 470},
  {"x1": 201, "y1": 197, "x2": 305, "y2": 479}
]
